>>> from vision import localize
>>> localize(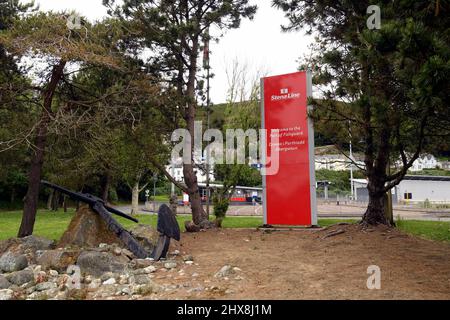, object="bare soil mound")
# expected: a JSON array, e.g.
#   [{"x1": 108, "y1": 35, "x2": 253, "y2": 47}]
[{"x1": 150, "y1": 224, "x2": 450, "y2": 300}]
